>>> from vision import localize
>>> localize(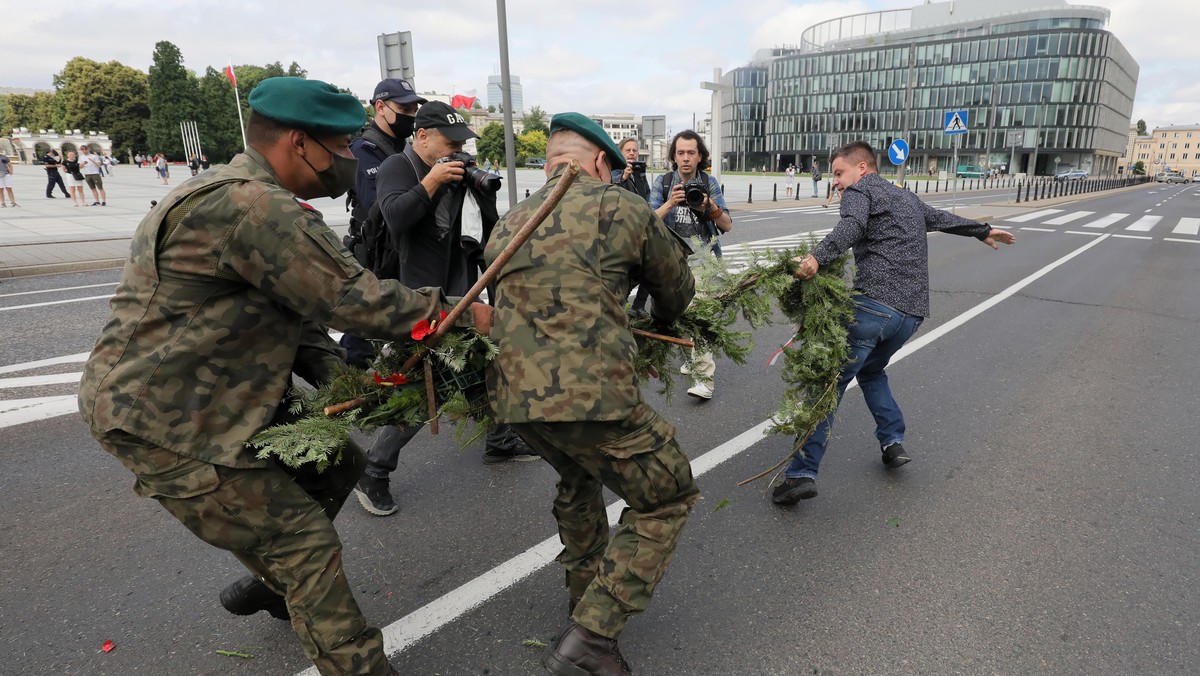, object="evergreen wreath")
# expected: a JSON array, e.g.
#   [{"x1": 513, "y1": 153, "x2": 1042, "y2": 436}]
[{"x1": 251, "y1": 240, "x2": 855, "y2": 478}]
